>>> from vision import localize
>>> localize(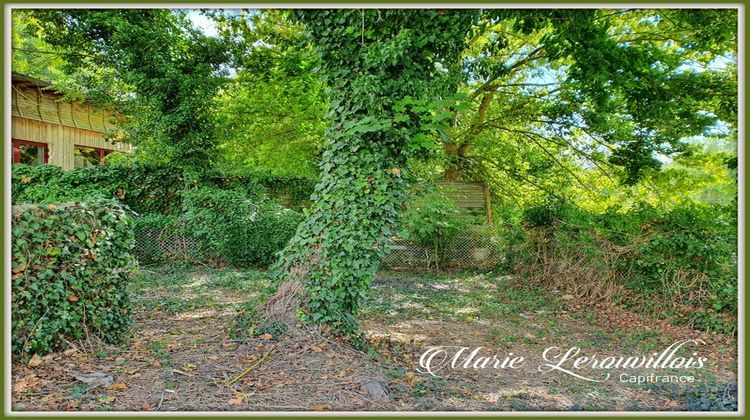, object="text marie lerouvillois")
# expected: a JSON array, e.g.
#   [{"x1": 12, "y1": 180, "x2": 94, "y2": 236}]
[{"x1": 417, "y1": 339, "x2": 707, "y2": 382}]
